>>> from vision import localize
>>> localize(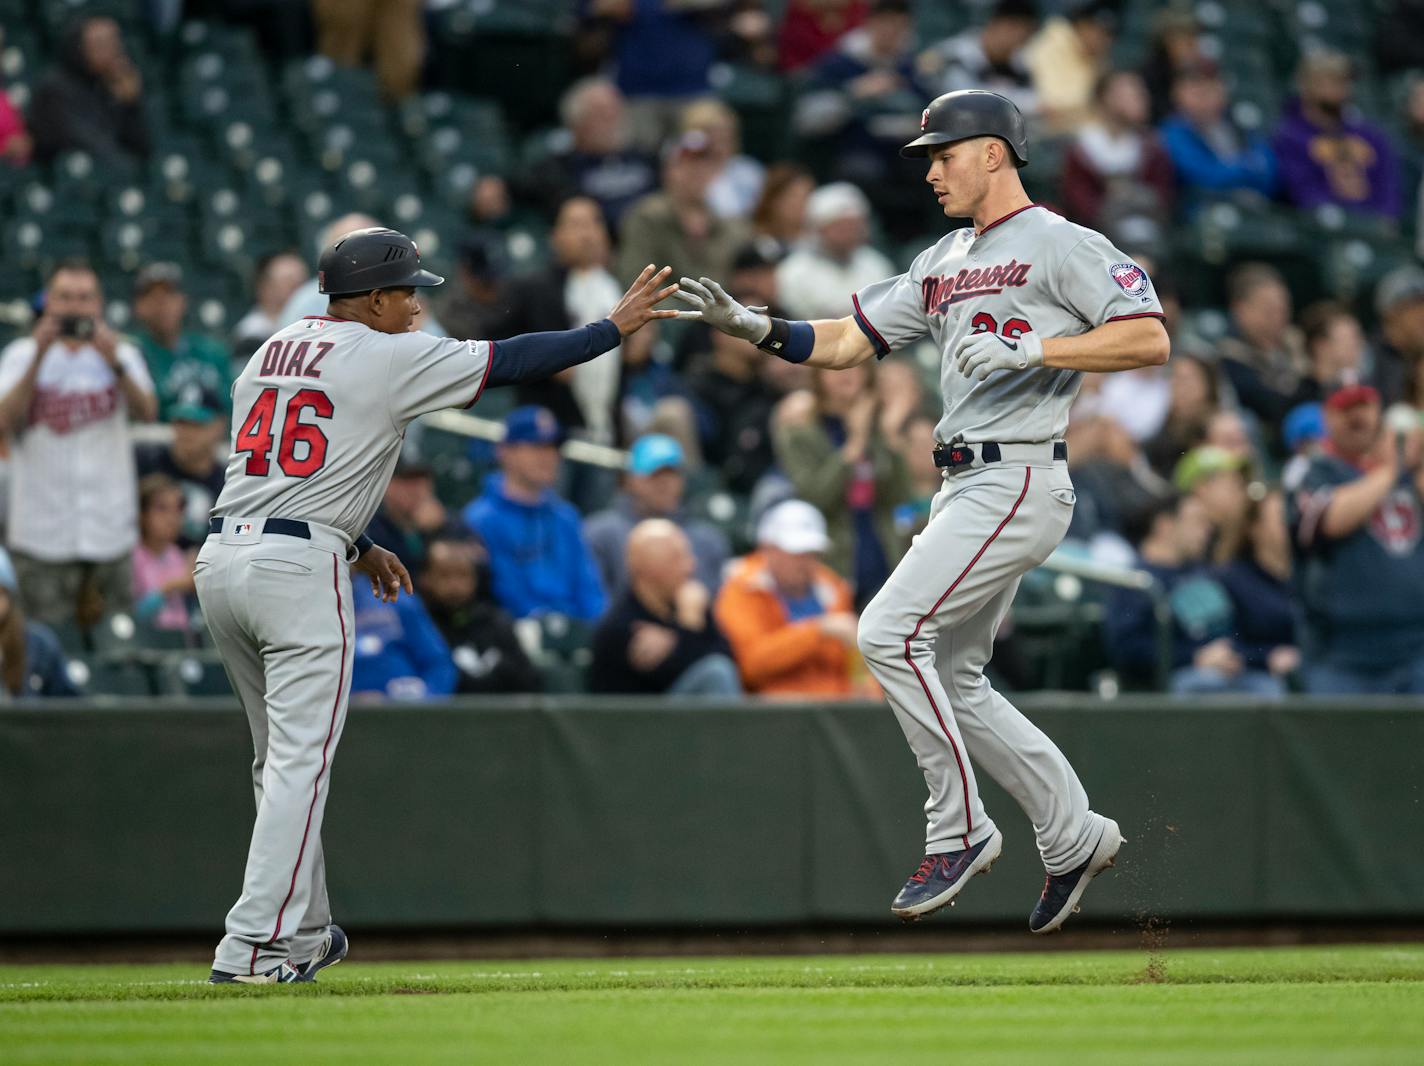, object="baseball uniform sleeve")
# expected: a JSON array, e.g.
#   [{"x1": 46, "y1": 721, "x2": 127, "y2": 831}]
[
  {"x1": 385, "y1": 333, "x2": 493, "y2": 428},
  {"x1": 850, "y1": 258, "x2": 931, "y2": 358},
  {"x1": 1056, "y1": 234, "x2": 1164, "y2": 327}
]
